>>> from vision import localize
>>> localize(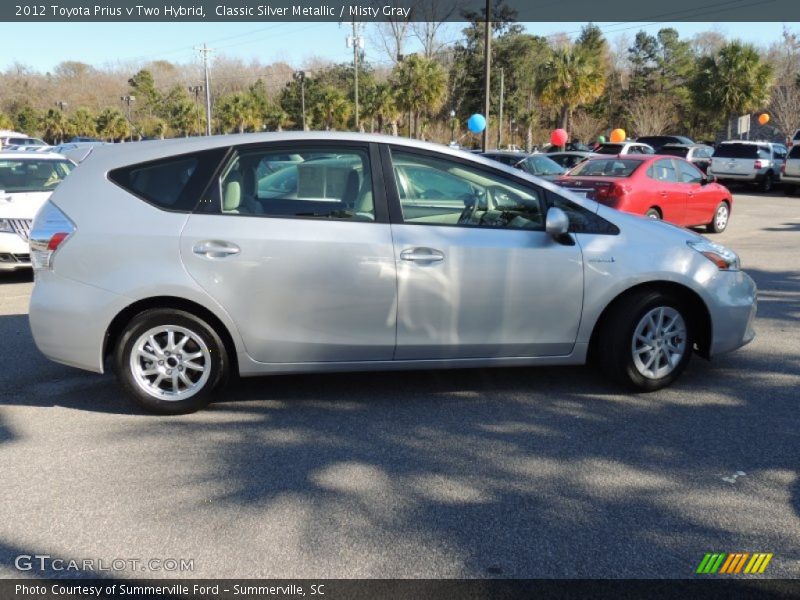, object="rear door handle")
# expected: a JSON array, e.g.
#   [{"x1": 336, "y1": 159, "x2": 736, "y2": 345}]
[
  {"x1": 193, "y1": 240, "x2": 240, "y2": 259},
  {"x1": 400, "y1": 247, "x2": 444, "y2": 263}
]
